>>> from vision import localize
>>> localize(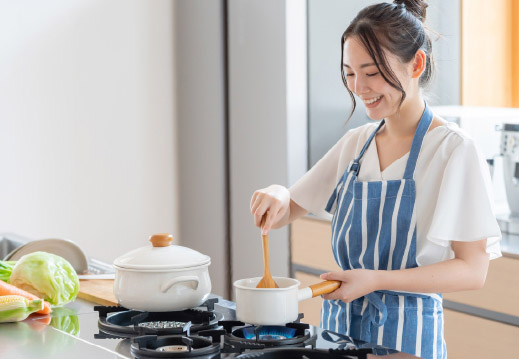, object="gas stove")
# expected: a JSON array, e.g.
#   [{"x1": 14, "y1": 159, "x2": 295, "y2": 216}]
[
  {"x1": 90, "y1": 297, "x2": 414, "y2": 359},
  {"x1": 95, "y1": 298, "x2": 223, "y2": 339}
]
